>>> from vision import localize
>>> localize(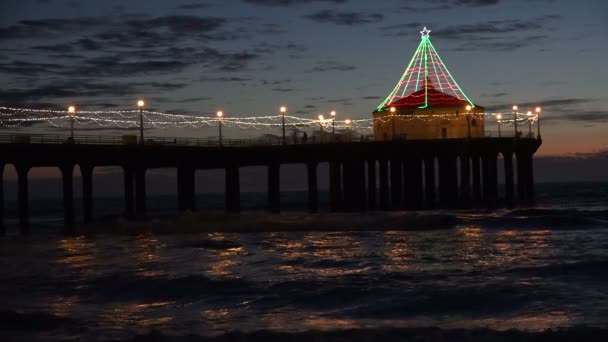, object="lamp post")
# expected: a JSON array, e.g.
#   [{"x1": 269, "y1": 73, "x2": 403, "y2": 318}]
[
  {"x1": 496, "y1": 114, "x2": 502, "y2": 137},
  {"x1": 345, "y1": 118, "x2": 352, "y2": 141},
  {"x1": 512, "y1": 105, "x2": 518, "y2": 138},
  {"x1": 137, "y1": 100, "x2": 145, "y2": 144},
  {"x1": 527, "y1": 111, "x2": 533, "y2": 137},
  {"x1": 465, "y1": 105, "x2": 472, "y2": 138},
  {"x1": 217, "y1": 111, "x2": 223, "y2": 146},
  {"x1": 280, "y1": 106, "x2": 287, "y2": 145},
  {"x1": 68, "y1": 105, "x2": 76, "y2": 140},
  {"x1": 536, "y1": 106, "x2": 542, "y2": 140},
  {"x1": 390, "y1": 106, "x2": 396, "y2": 140},
  {"x1": 318, "y1": 114, "x2": 324, "y2": 141},
  {"x1": 330, "y1": 110, "x2": 336, "y2": 137}
]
